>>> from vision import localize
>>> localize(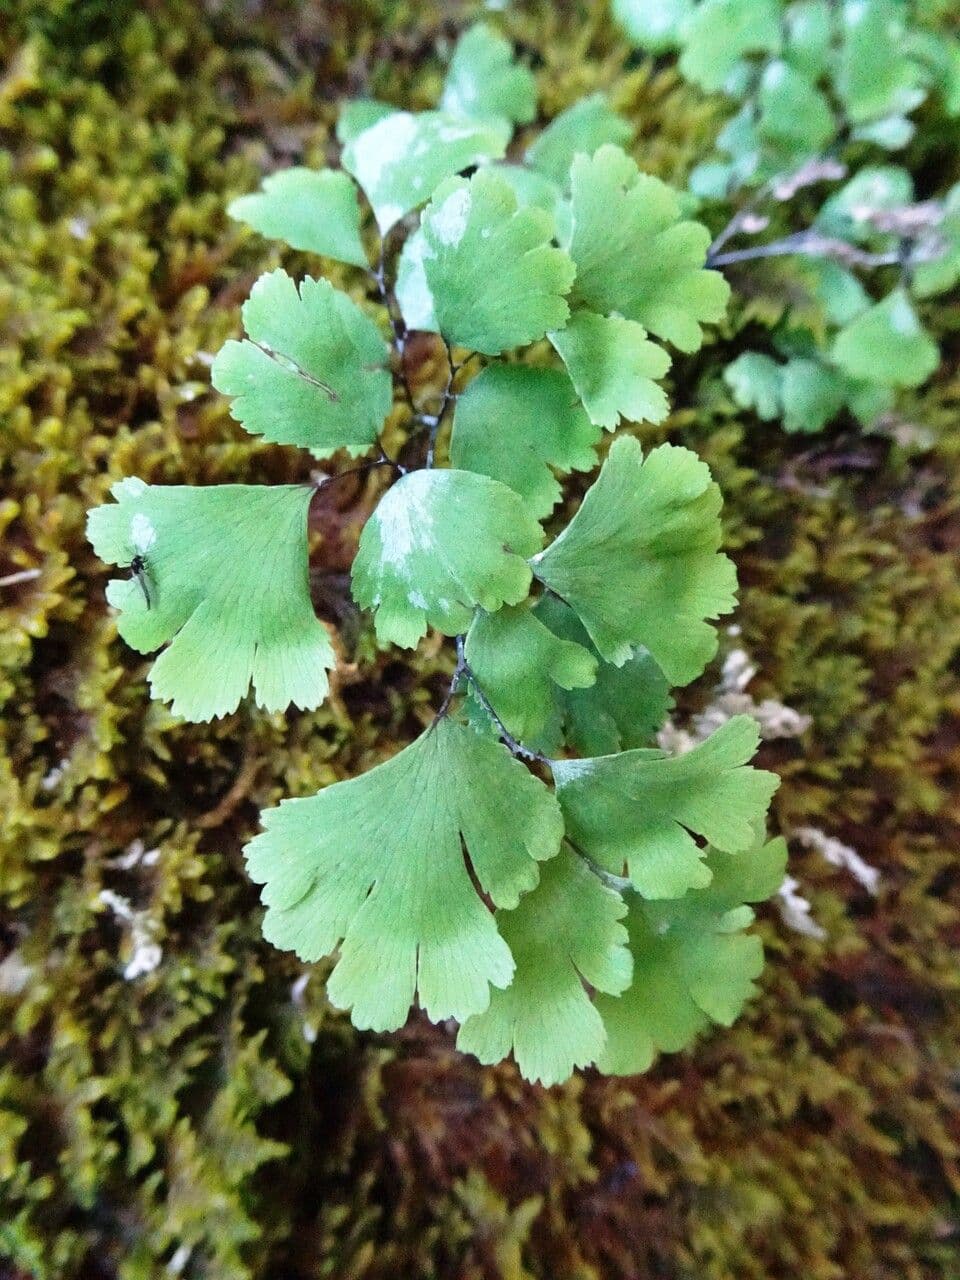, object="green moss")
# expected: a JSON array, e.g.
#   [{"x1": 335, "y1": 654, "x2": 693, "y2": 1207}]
[{"x1": 1, "y1": 2, "x2": 958, "y2": 1277}]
